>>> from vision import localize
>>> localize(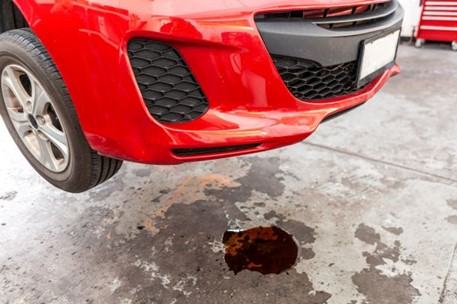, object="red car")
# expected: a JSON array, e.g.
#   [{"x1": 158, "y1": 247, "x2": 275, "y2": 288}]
[{"x1": 0, "y1": 0, "x2": 403, "y2": 192}]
